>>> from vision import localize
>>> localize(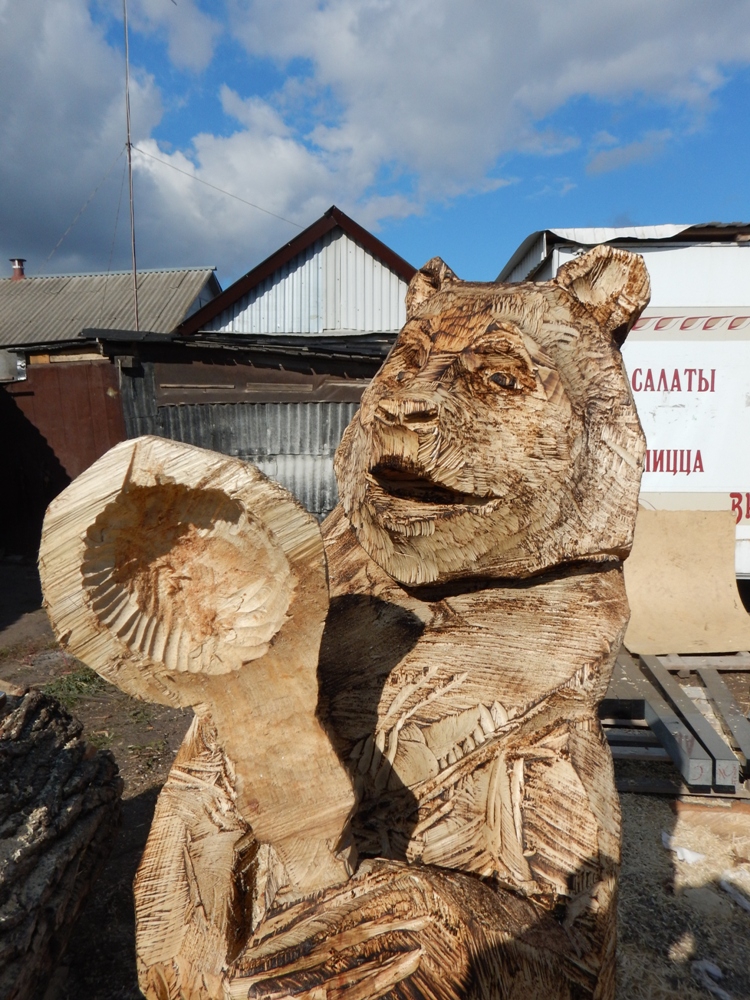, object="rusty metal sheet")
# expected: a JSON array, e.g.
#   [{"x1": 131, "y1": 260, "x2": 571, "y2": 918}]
[{"x1": 4, "y1": 361, "x2": 126, "y2": 478}]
